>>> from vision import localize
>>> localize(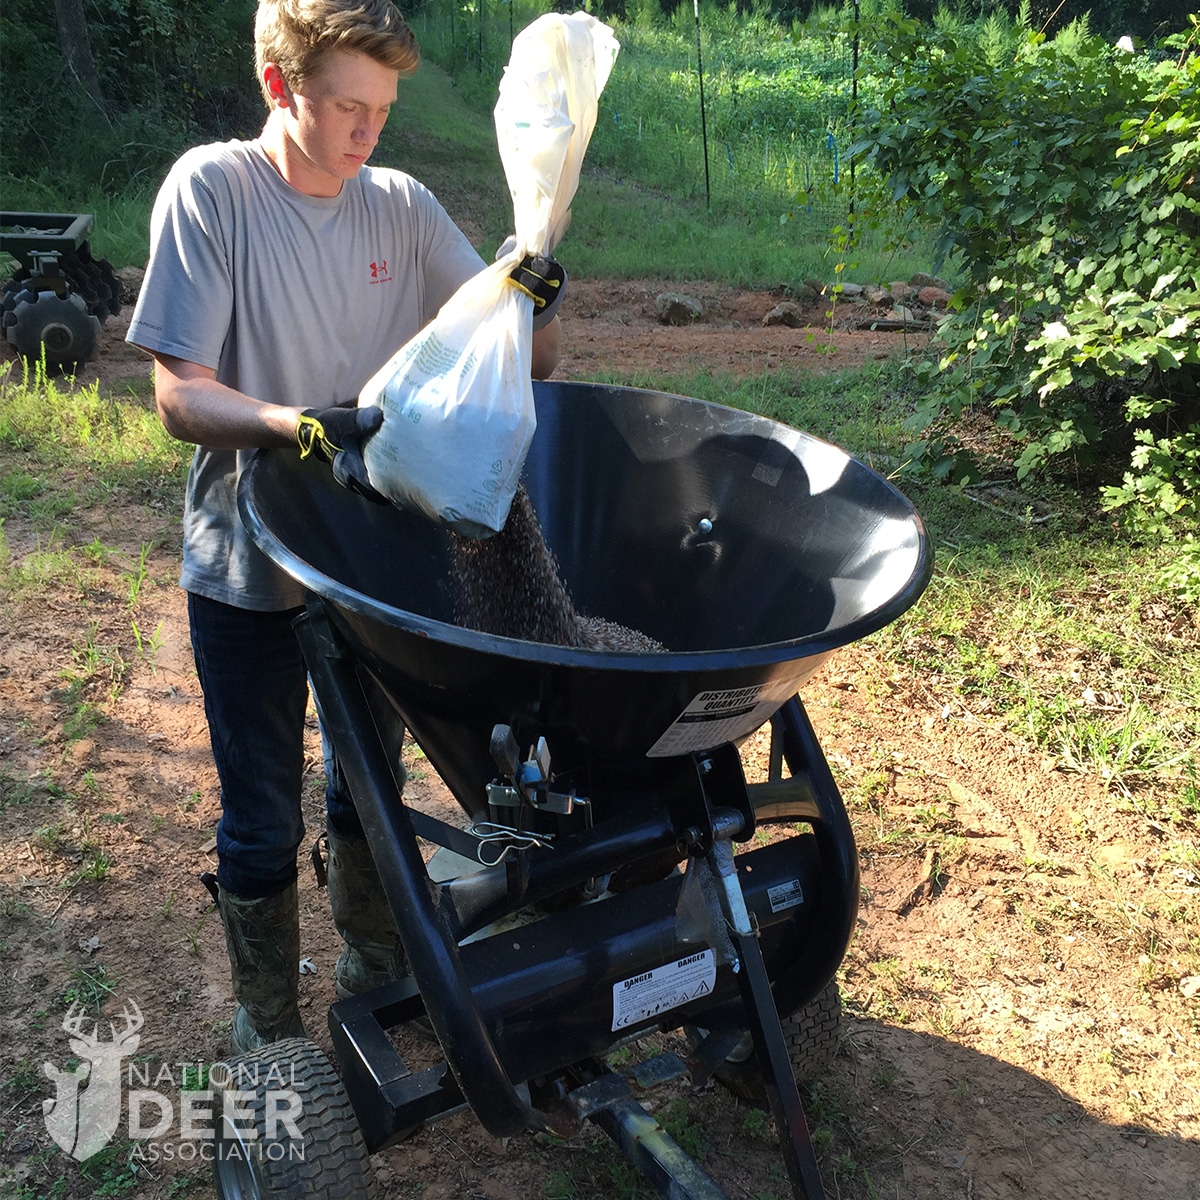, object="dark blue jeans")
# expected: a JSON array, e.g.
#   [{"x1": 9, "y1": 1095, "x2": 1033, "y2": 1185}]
[{"x1": 188, "y1": 593, "x2": 363, "y2": 898}]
